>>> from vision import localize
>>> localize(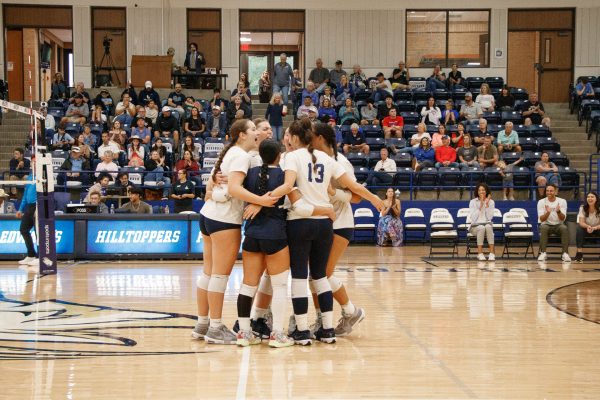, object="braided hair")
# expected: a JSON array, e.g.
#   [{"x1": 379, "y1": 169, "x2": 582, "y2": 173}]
[
  {"x1": 289, "y1": 117, "x2": 317, "y2": 172},
  {"x1": 313, "y1": 123, "x2": 338, "y2": 160},
  {"x1": 257, "y1": 139, "x2": 281, "y2": 196},
  {"x1": 212, "y1": 118, "x2": 249, "y2": 182}
]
